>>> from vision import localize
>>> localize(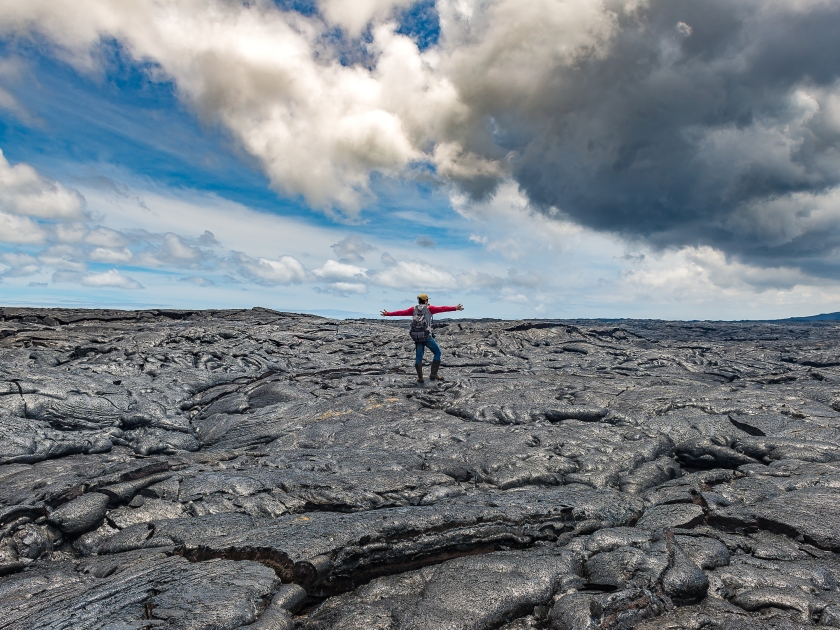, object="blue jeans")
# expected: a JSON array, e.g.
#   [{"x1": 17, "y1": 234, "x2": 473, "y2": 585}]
[{"x1": 415, "y1": 337, "x2": 441, "y2": 365}]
